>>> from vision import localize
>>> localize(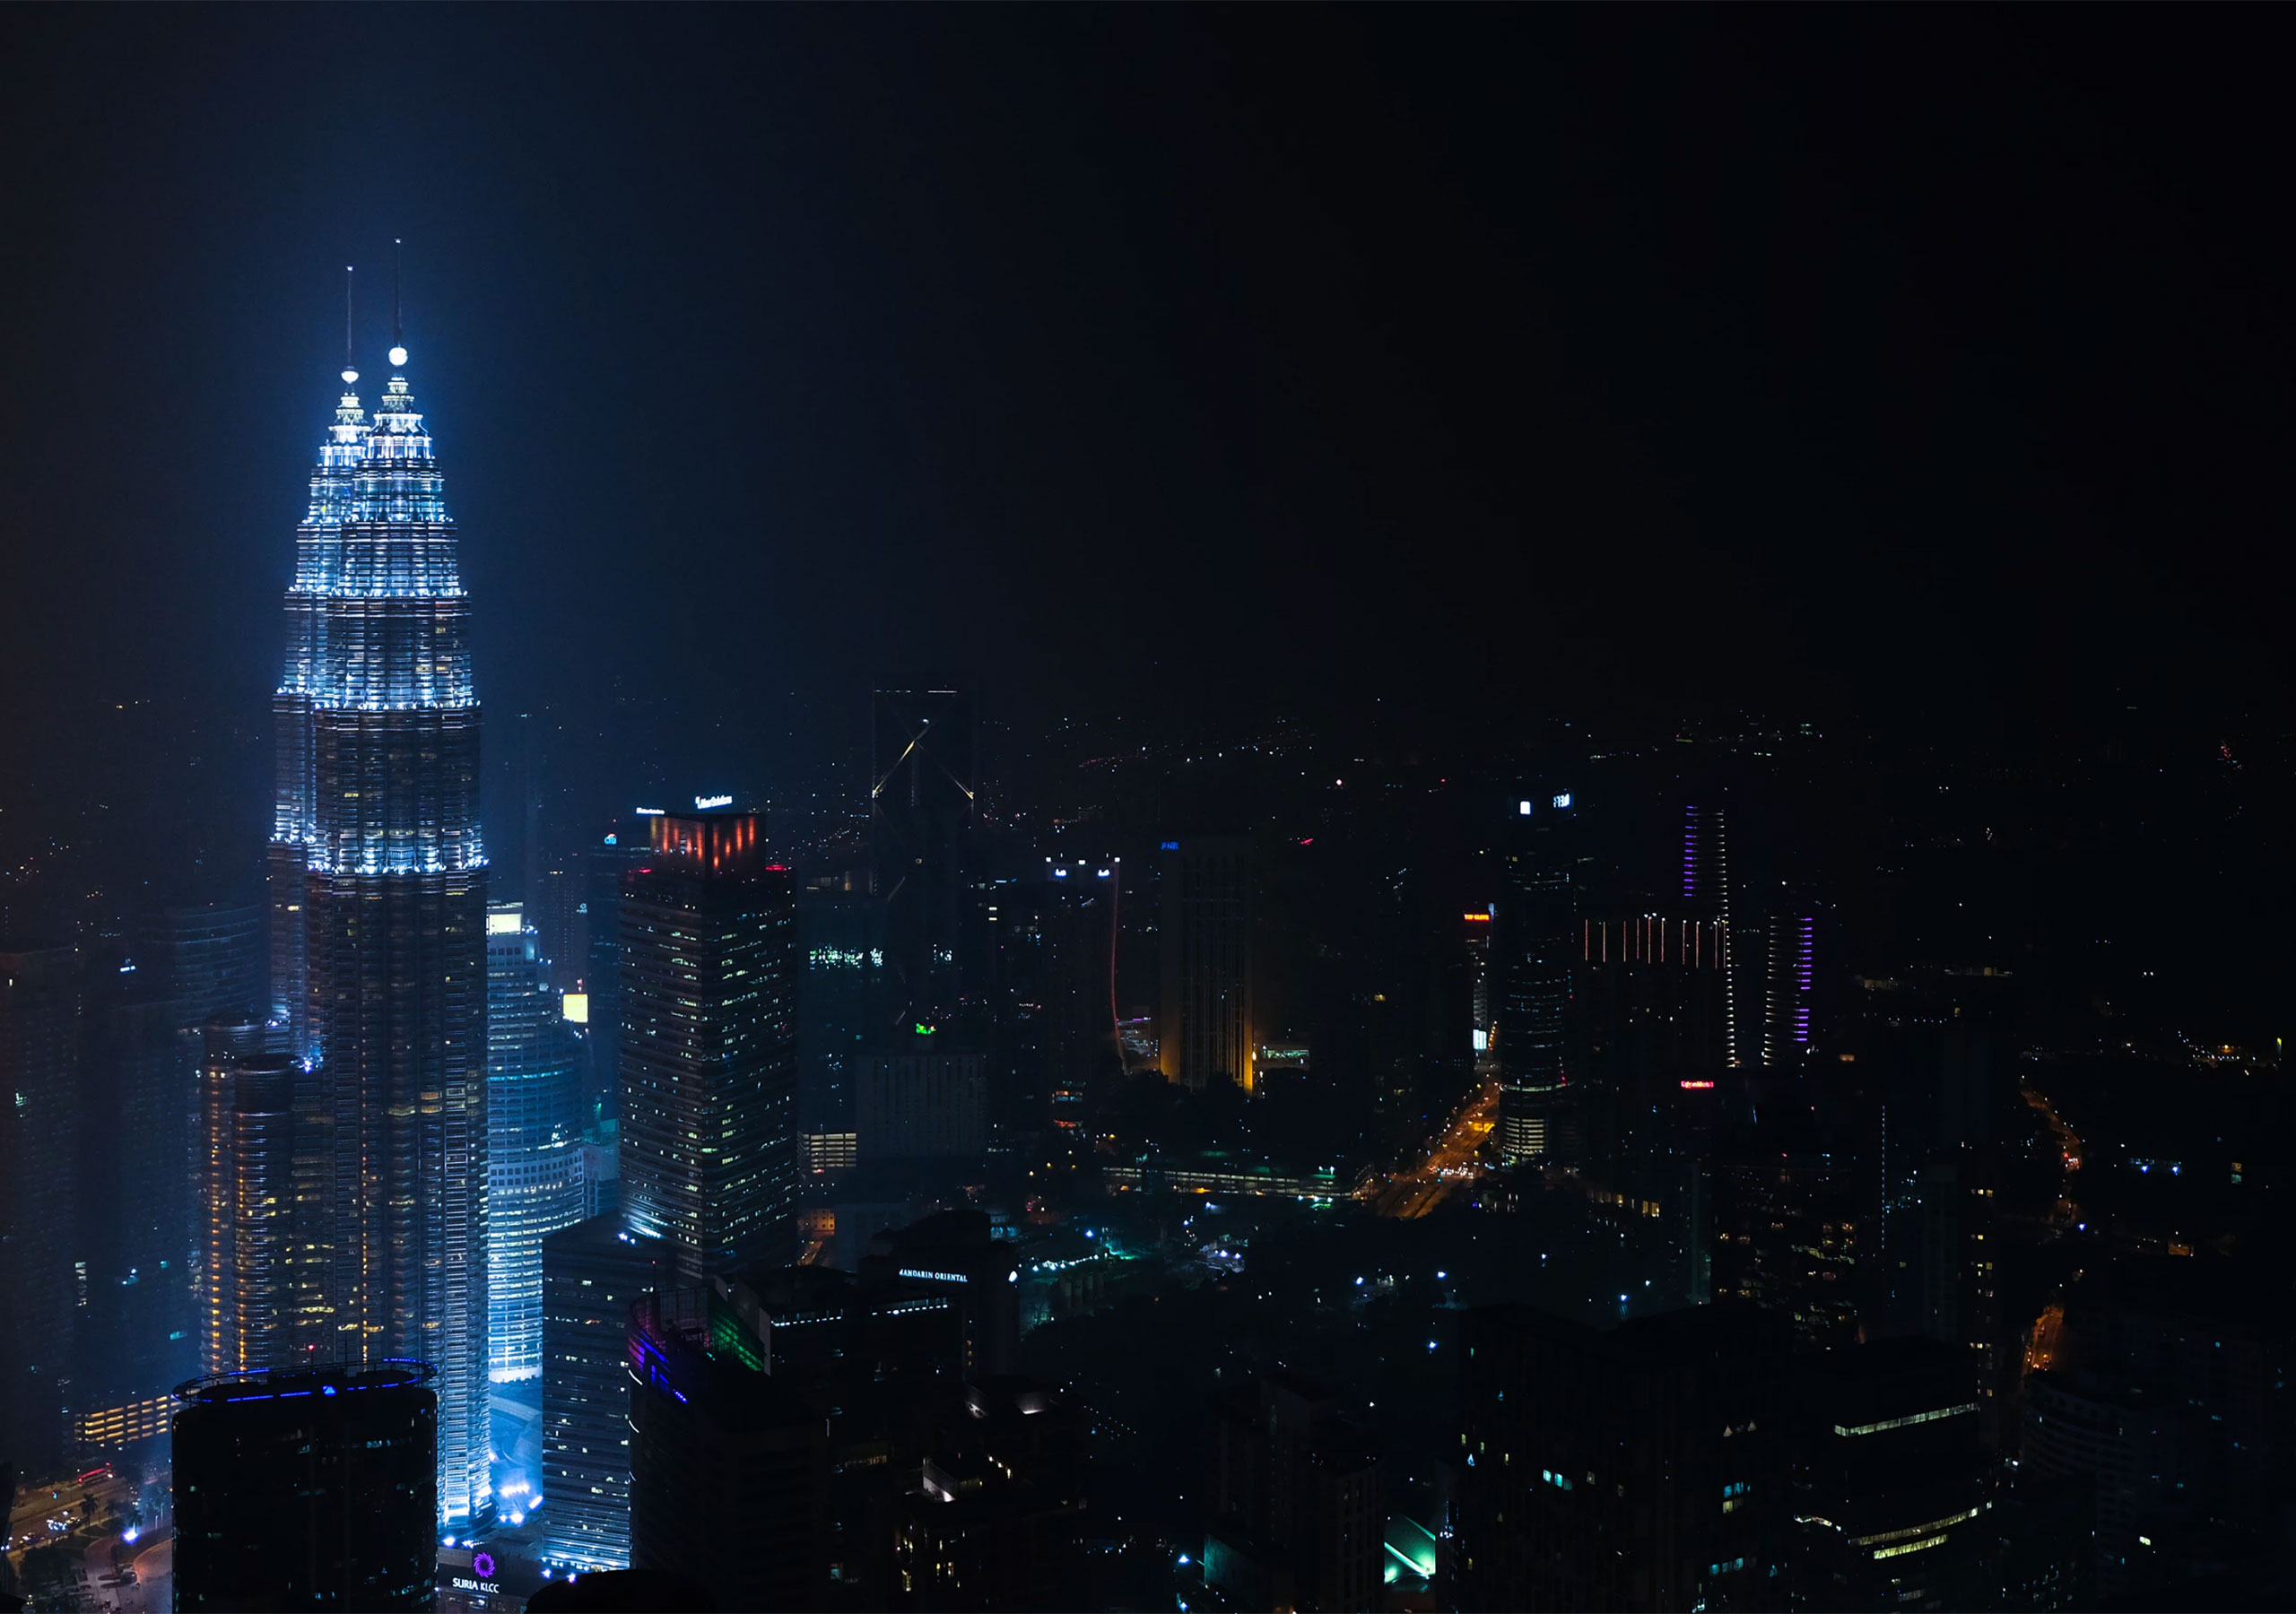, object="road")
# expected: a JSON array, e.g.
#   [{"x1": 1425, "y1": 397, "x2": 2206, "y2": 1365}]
[
  {"x1": 7, "y1": 1468, "x2": 132, "y2": 1555},
  {"x1": 1365, "y1": 1079, "x2": 1500, "y2": 1219},
  {"x1": 2022, "y1": 1082, "x2": 2083, "y2": 1229}
]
